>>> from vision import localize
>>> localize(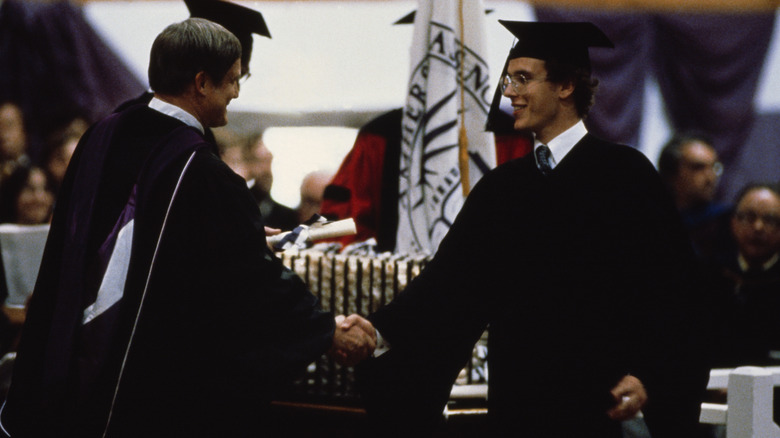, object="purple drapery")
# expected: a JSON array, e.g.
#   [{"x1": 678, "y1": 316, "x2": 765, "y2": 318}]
[
  {"x1": 0, "y1": 0, "x2": 145, "y2": 163},
  {"x1": 535, "y1": 7, "x2": 776, "y2": 201}
]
